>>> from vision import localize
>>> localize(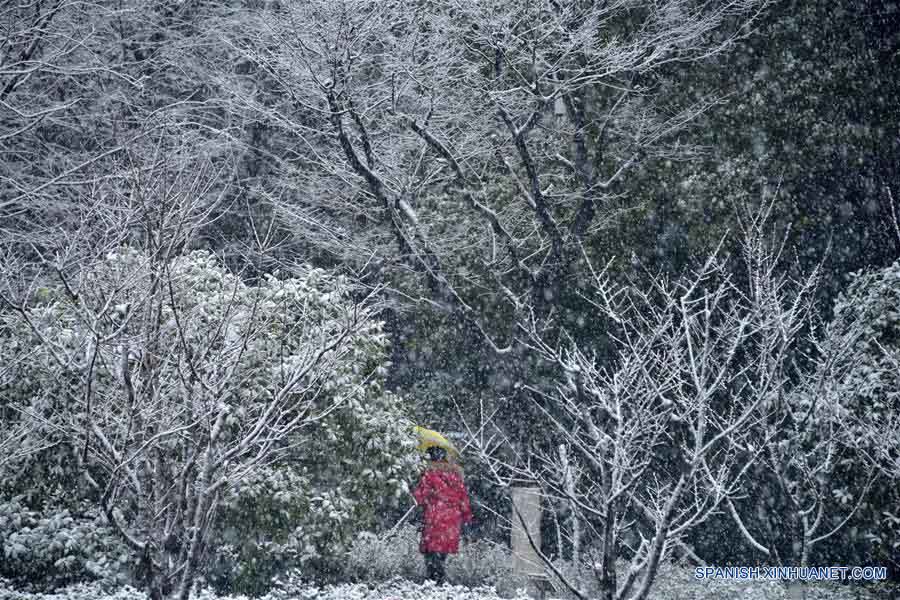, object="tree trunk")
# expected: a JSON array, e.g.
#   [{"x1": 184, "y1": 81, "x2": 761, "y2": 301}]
[{"x1": 598, "y1": 509, "x2": 617, "y2": 600}]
